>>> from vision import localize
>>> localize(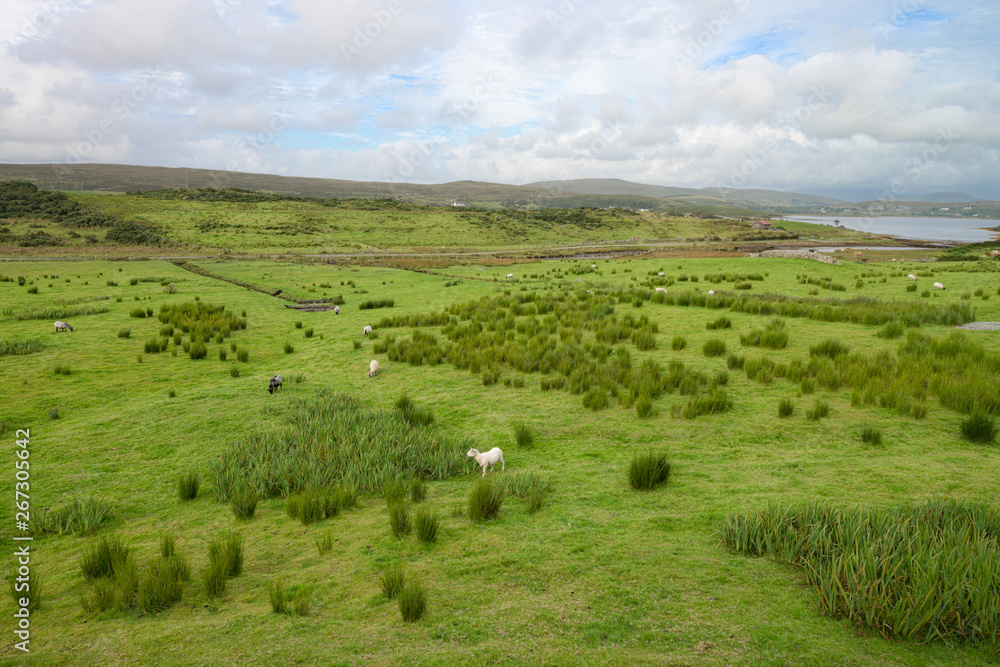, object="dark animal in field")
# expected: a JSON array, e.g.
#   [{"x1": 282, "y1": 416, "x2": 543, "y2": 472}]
[
  {"x1": 268, "y1": 375, "x2": 283, "y2": 394},
  {"x1": 54, "y1": 321, "x2": 73, "y2": 332}
]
